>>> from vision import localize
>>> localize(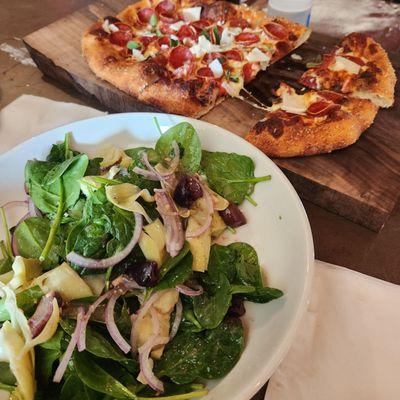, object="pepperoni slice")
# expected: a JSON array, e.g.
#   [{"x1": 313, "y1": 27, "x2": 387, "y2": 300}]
[
  {"x1": 203, "y1": 52, "x2": 222, "y2": 64},
  {"x1": 235, "y1": 32, "x2": 259, "y2": 45},
  {"x1": 115, "y1": 23, "x2": 131, "y2": 32},
  {"x1": 177, "y1": 25, "x2": 198, "y2": 40},
  {"x1": 275, "y1": 41, "x2": 292, "y2": 55},
  {"x1": 264, "y1": 22, "x2": 288, "y2": 40},
  {"x1": 156, "y1": 0, "x2": 175, "y2": 16},
  {"x1": 307, "y1": 101, "x2": 341, "y2": 116},
  {"x1": 224, "y1": 49, "x2": 242, "y2": 61},
  {"x1": 169, "y1": 45, "x2": 194, "y2": 69},
  {"x1": 318, "y1": 91, "x2": 344, "y2": 103},
  {"x1": 229, "y1": 18, "x2": 250, "y2": 29},
  {"x1": 159, "y1": 14, "x2": 178, "y2": 23},
  {"x1": 341, "y1": 54, "x2": 365, "y2": 66},
  {"x1": 190, "y1": 19, "x2": 211, "y2": 32},
  {"x1": 299, "y1": 74, "x2": 319, "y2": 89},
  {"x1": 110, "y1": 30, "x2": 133, "y2": 46},
  {"x1": 159, "y1": 23, "x2": 173, "y2": 34},
  {"x1": 197, "y1": 67, "x2": 214, "y2": 78},
  {"x1": 140, "y1": 35, "x2": 157, "y2": 47},
  {"x1": 157, "y1": 36, "x2": 171, "y2": 48},
  {"x1": 137, "y1": 7, "x2": 155, "y2": 24},
  {"x1": 243, "y1": 62, "x2": 256, "y2": 83}
]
